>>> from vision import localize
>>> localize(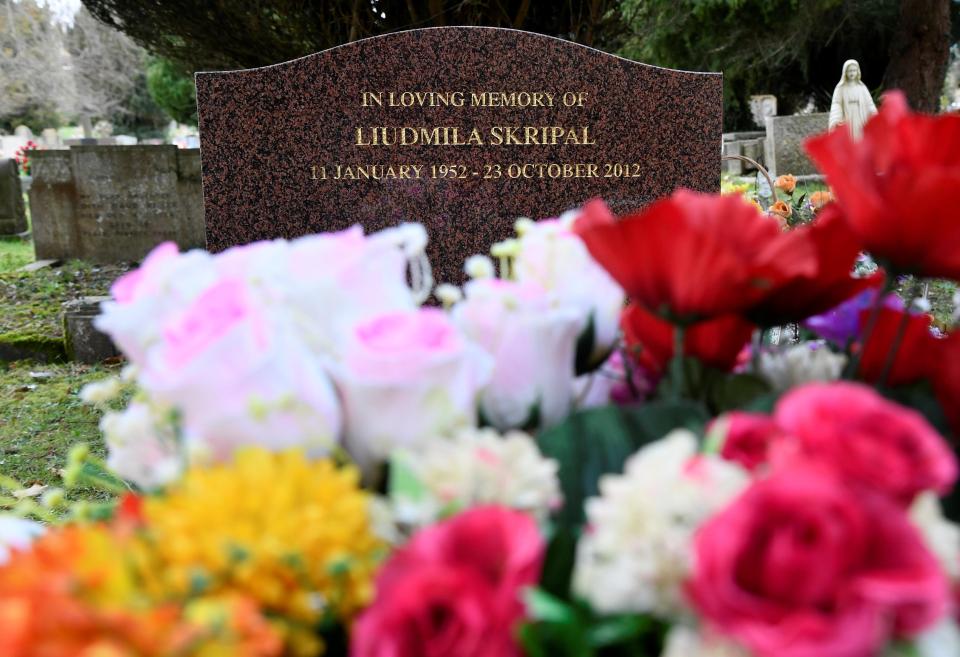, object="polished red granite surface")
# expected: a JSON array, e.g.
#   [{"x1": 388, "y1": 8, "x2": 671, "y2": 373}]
[{"x1": 197, "y1": 27, "x2": 721, "y2": 284}]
